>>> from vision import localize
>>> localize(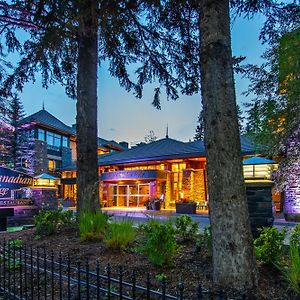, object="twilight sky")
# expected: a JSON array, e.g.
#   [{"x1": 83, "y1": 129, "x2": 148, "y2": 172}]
[{"x1": 19, "y1": 14, "x2": 266, "y2": 146}]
